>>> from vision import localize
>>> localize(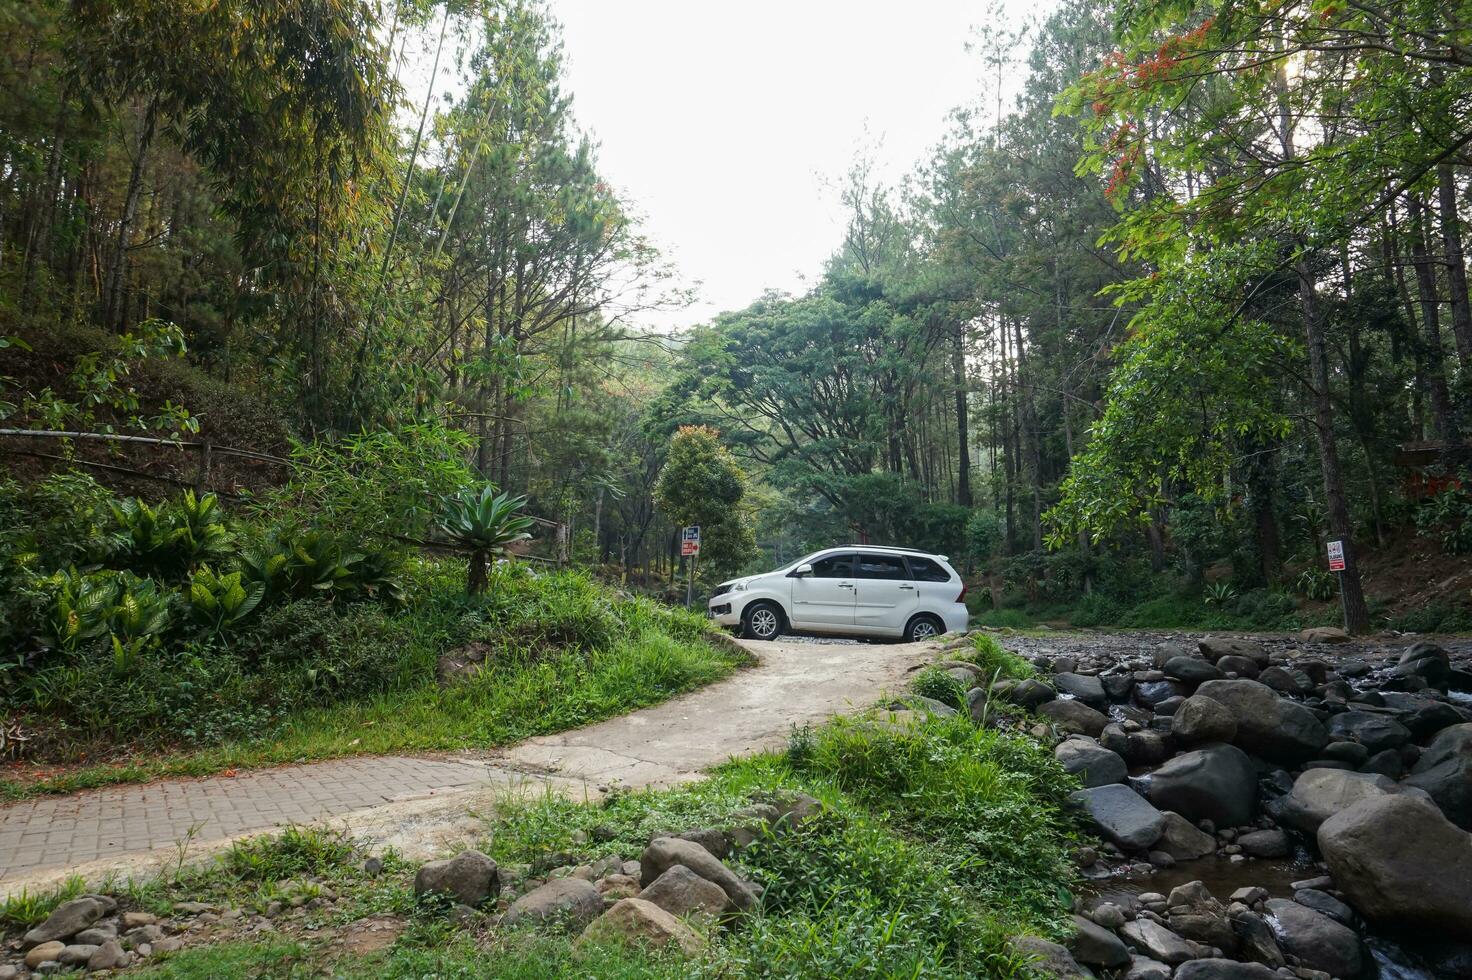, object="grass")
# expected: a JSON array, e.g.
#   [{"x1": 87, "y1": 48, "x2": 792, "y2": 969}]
[
  {"x1": 2, "y1": 564, "x2": 747, "y2": 800},
  {"x1": 9, "y1": 709, "x2": 1078, "y2": 979}
]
